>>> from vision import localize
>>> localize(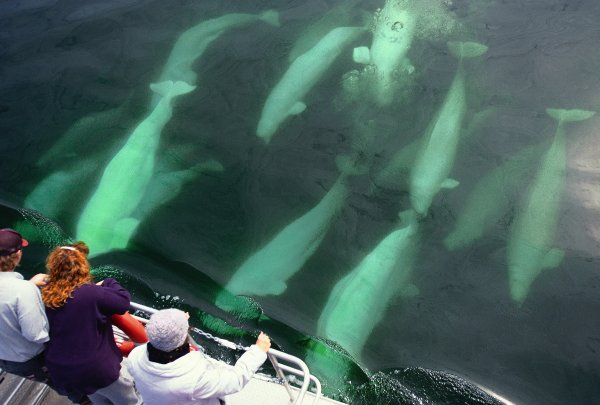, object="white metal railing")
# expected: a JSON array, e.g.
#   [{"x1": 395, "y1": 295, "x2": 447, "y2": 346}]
[{"x1": 127, "y1": 301, "x2": 322, "y2": 404}]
